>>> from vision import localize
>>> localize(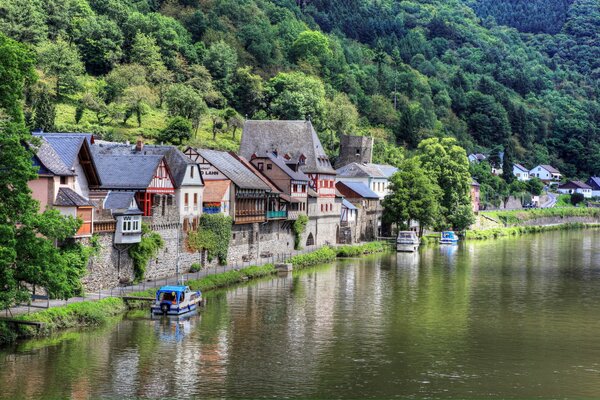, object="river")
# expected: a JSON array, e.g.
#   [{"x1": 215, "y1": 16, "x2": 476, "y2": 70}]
[{"x1": 2, "y1": 229, "x2": 600, "y2": 399}]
